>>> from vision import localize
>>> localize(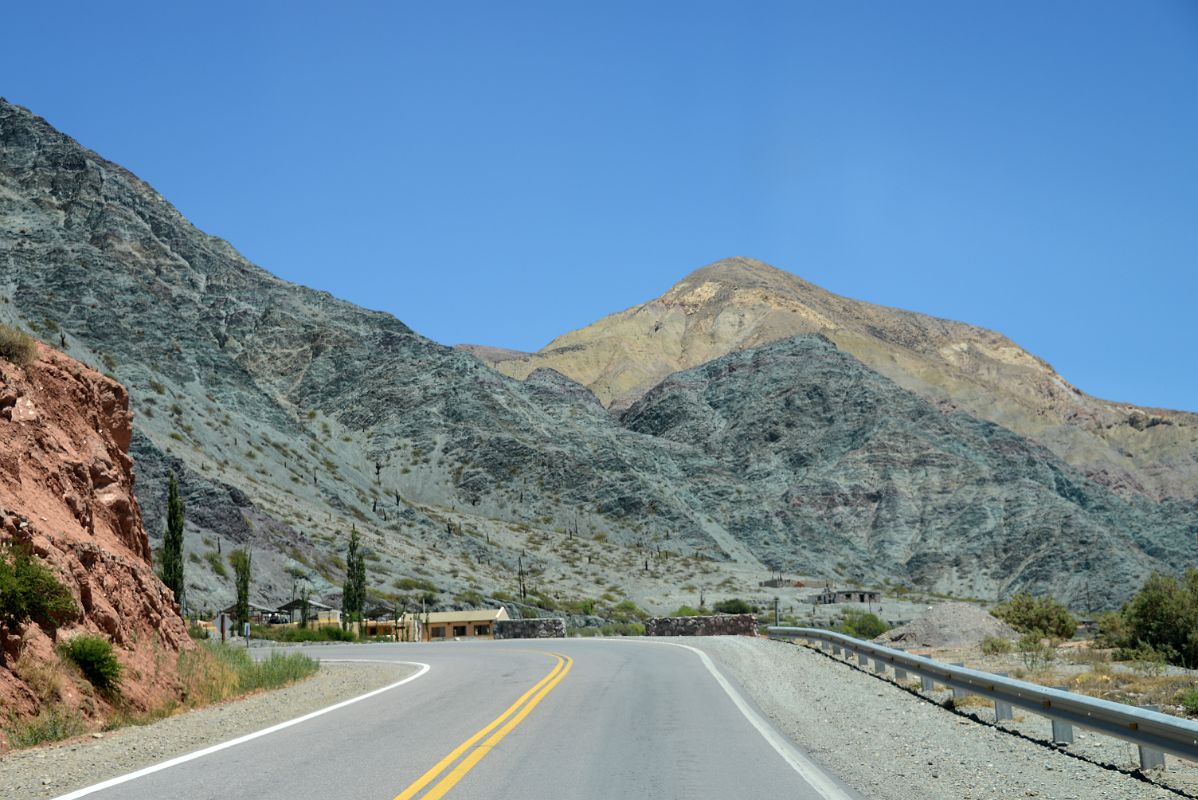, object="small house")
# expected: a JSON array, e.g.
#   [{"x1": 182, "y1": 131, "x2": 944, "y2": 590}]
[
  {"x1": 810, "y1": 589, "x2": 881, "y2": 605},
  {"x1": 399, "y1": 608, "x2": 511, "y2": 641}
]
